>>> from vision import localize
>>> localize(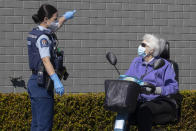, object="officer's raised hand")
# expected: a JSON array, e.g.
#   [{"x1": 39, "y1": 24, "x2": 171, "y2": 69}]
[
  {"x1": 63, "y1": 10, "x2": 76, "y2": 20},
  {"x1": 50, "y1": 73, "x2": 64, "y2": 96},
  {"x1": 56, "y1": 10, "x2": 76, "y2": 31}
]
